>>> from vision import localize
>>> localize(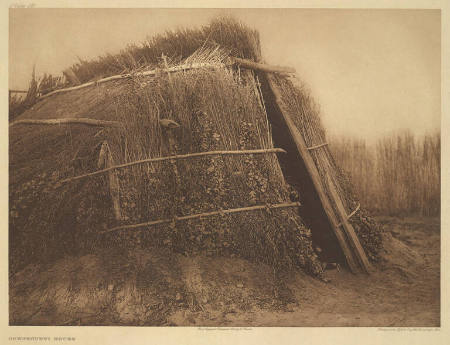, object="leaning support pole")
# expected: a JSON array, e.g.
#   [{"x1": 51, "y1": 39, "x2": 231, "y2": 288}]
[
  {"x1": 325, "y1": 173, "x2": 371, "y2": 272},
  {"x1": 98, "y1": 141, "x2": 122, "y2": 221},
  {"x1": 265, "y1": 73, "x2": 370, "y2": 274}
]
